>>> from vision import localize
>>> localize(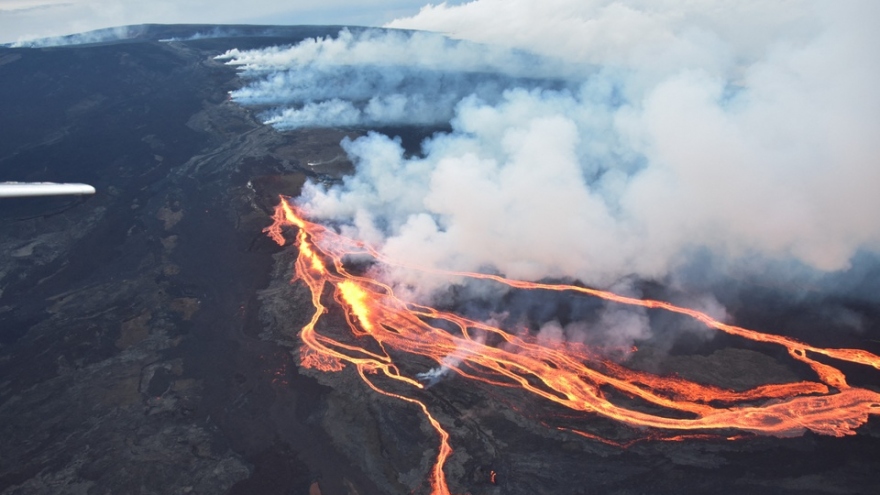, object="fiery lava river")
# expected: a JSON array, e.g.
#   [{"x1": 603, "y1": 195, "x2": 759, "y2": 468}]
[{"x1": 266, "y1": 197, "x2": 880, "y2": 495}]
